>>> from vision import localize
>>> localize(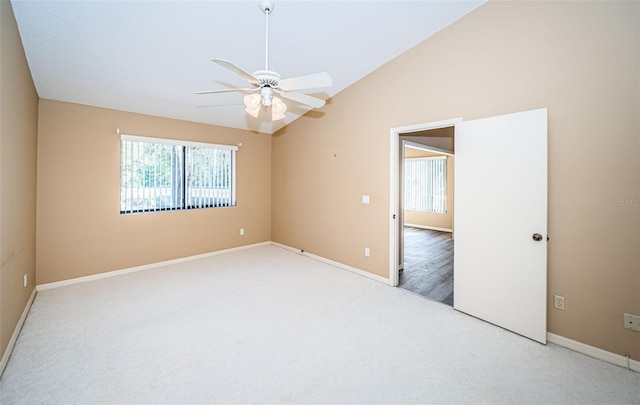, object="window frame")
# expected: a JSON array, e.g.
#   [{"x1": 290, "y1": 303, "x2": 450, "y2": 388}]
[{"x1": 120, "y1": 134, "x2": 238, "y2": 215}]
